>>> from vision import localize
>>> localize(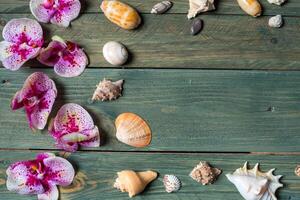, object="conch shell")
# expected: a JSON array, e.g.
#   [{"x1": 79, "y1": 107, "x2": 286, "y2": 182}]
[
  {"x1": 226, "y1": 162, "x2": 283, "y2": 200},
  {"x1": 190, "y1": 161, "x2": 221, "y2": 185},
  {"x1": 187, "y1": 0, "x2": 215, "y2": 19},
  {"x1": 92, "y1": 78, "x2": 124, "y2": 101},
  {"x1": 101, "y1": 0, "x2": 141, "y2": 30},
  {"x1": 115, "y1": 112, "x2": 152, "y2": 147},
  {"x1": 237, "y1": 0, "x2": 262, "y2": 17},
  {"x1": 114, "y1": 170, "x2": 158, "y2": 197}
]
